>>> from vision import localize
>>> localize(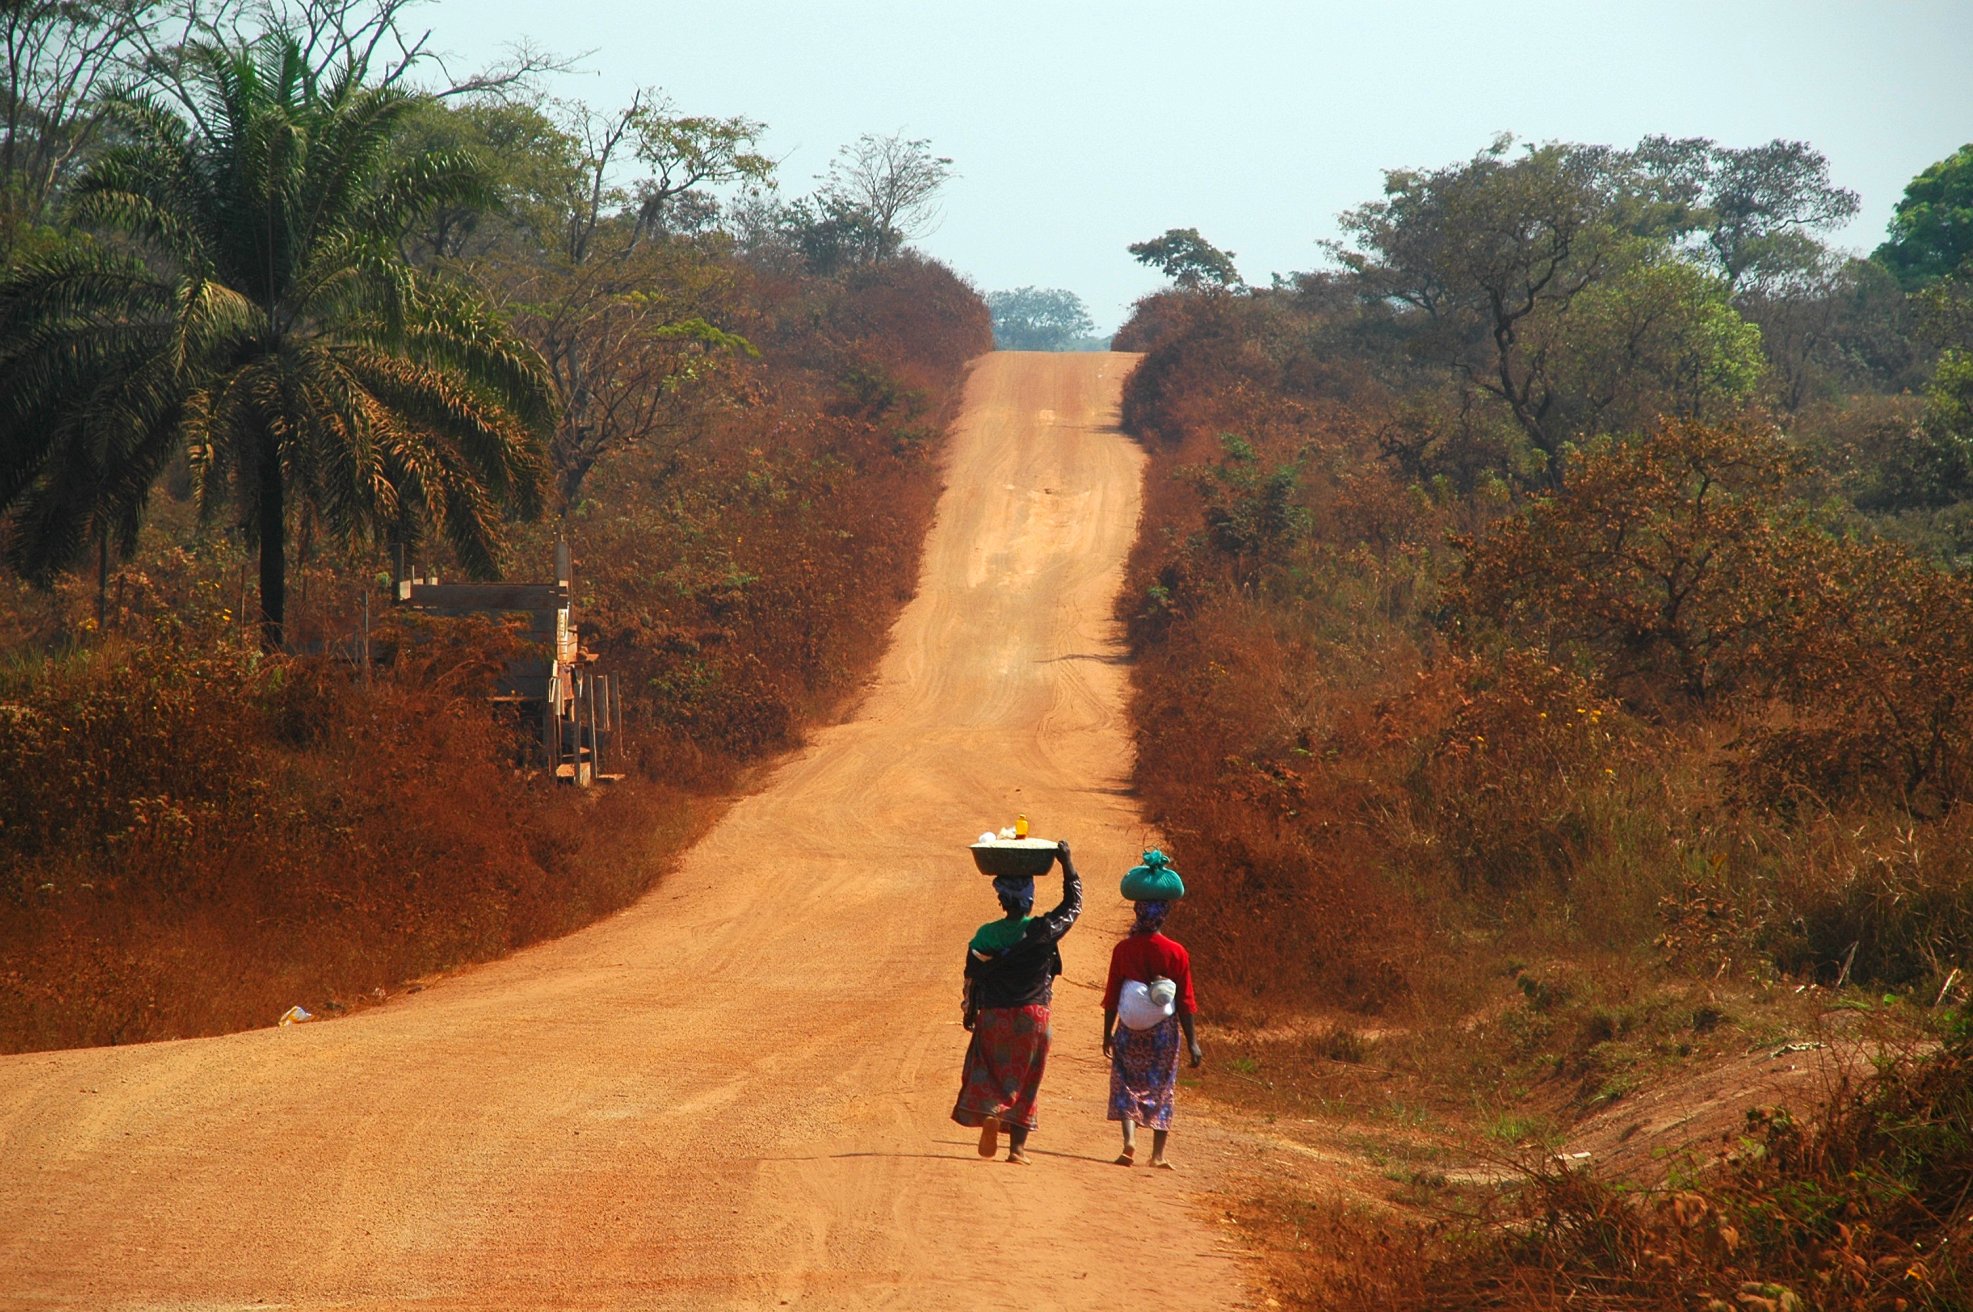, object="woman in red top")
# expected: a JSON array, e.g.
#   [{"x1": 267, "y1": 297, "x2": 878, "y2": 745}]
[{"x1": 1101, "y1": 899, "x2": 1201, "y2": 1168}]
